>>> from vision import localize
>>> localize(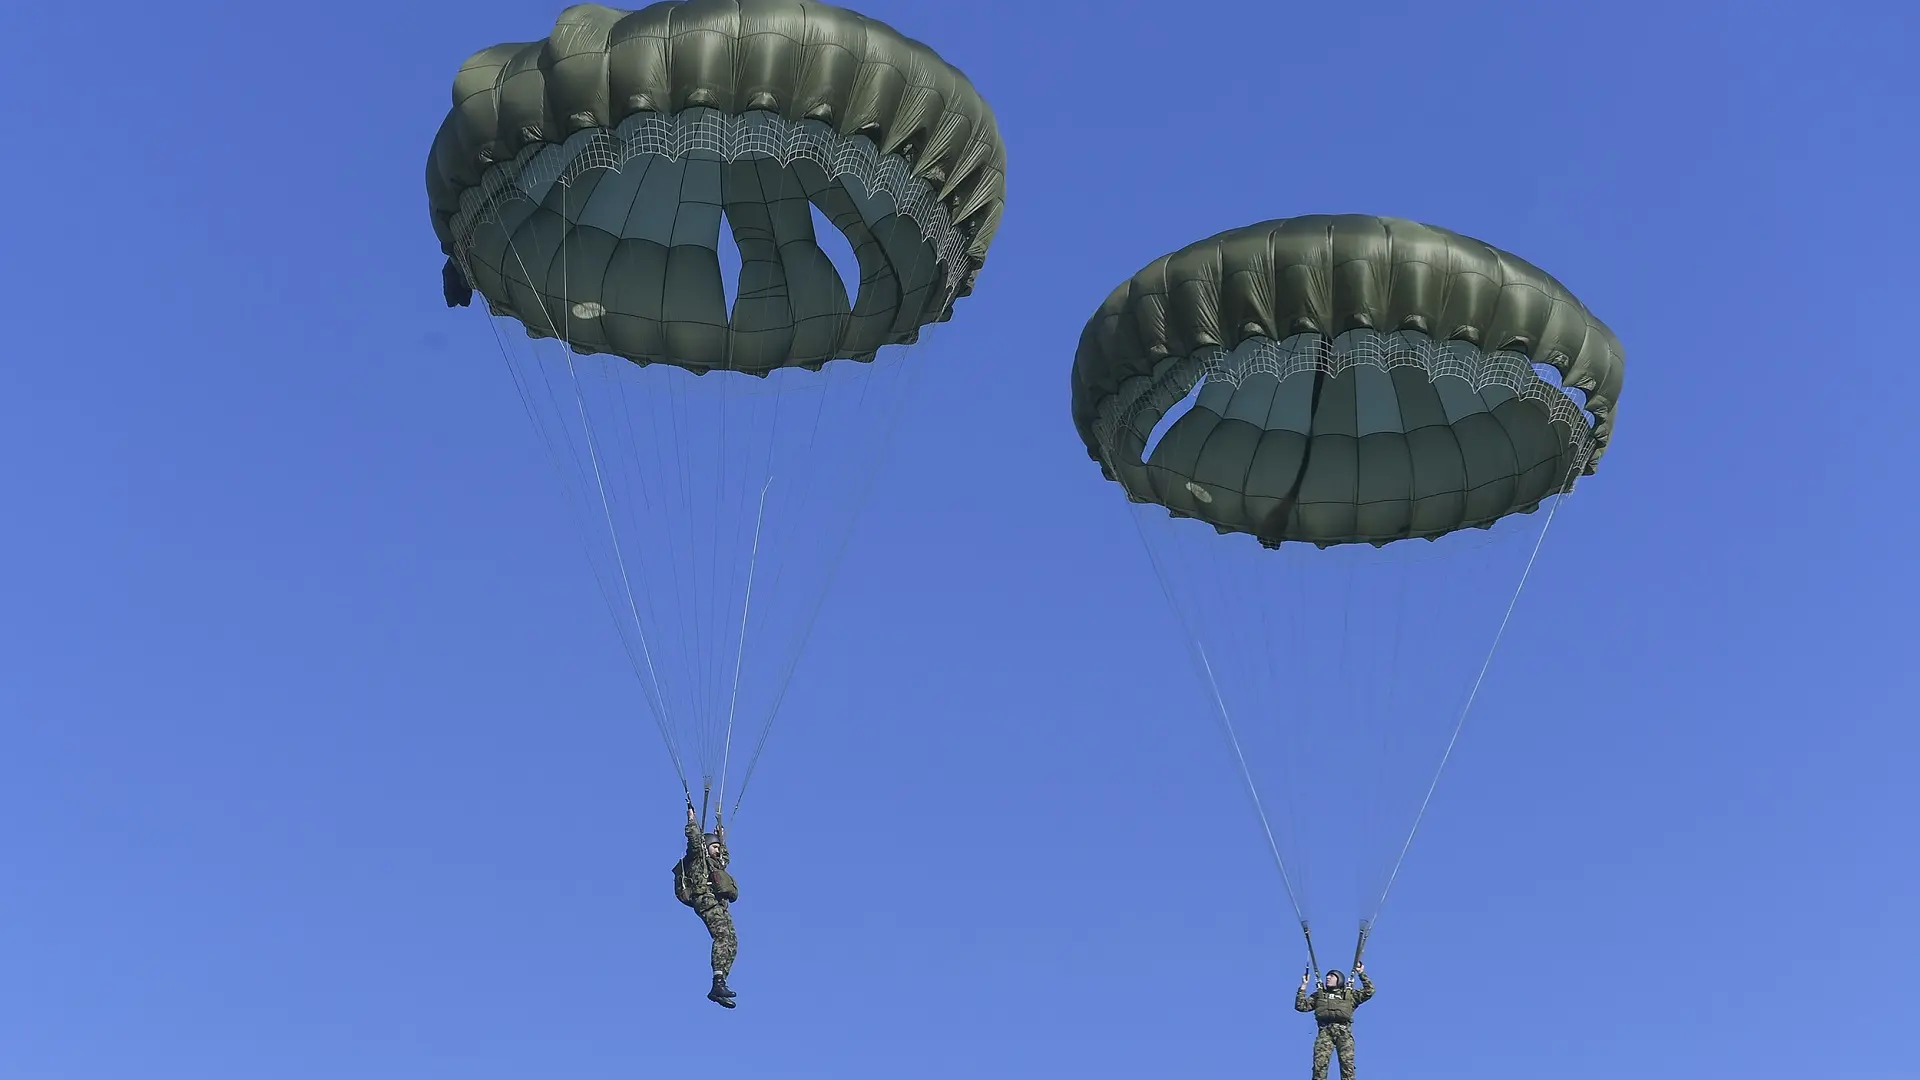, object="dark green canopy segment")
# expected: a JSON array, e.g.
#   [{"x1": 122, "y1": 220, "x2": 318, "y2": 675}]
[
  {"x1": 427, "y1": 0, "x2": 1005, "y2": 373},
  {"x1": 1072, "y1": 215, "x2": 1625, "y2": 547}
]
